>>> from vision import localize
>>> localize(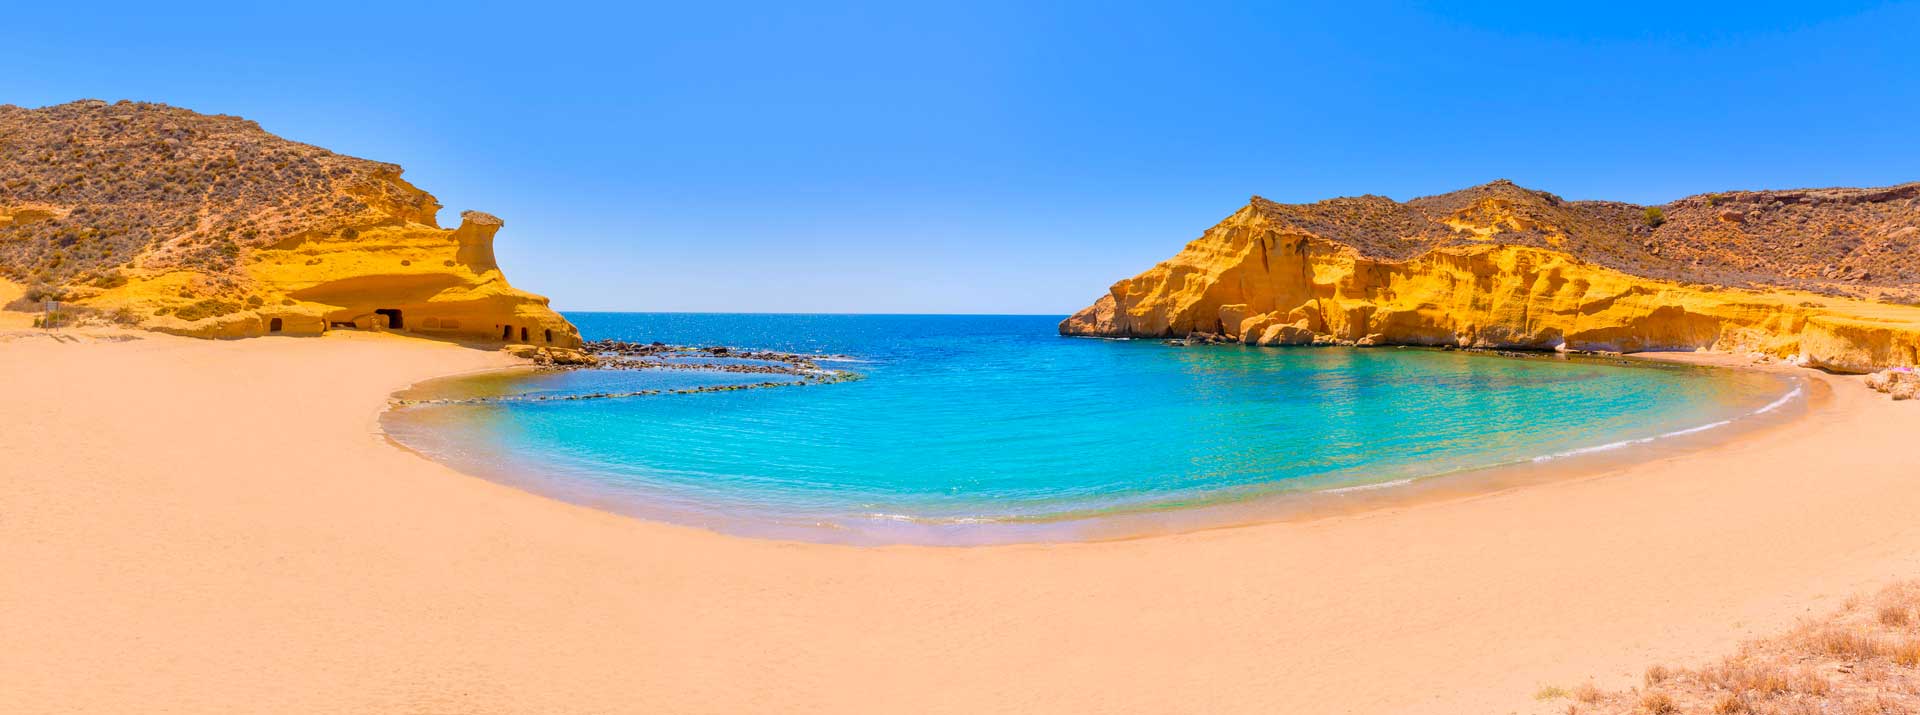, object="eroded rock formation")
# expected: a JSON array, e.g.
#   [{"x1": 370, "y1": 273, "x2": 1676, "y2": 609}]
[
  {"x1": 1062, "y1": 181, "x2": 1920, "y2": 372},
  {"x1": 0, "y1": 99, "x2": 579, "y2": 346}
]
